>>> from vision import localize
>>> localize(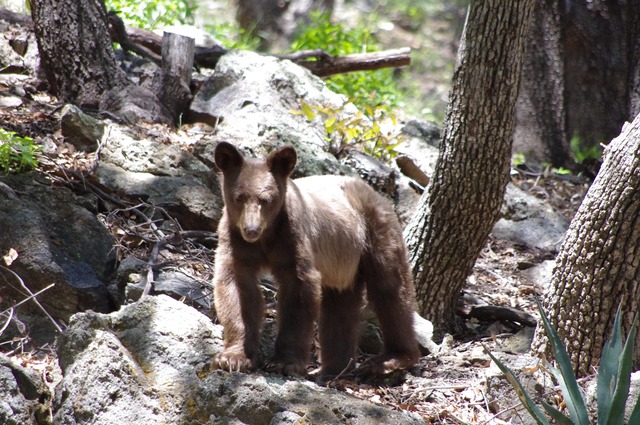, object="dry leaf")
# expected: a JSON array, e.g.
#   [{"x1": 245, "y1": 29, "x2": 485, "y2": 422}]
[{"x1": 3, "y1": 248, "x2": 18, "y2": 266}]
